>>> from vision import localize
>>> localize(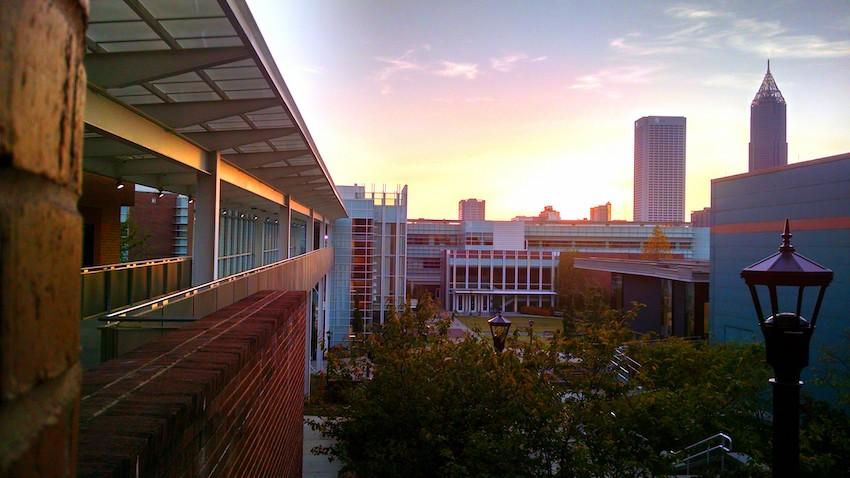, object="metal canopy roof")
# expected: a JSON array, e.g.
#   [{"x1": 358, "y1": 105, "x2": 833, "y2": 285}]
[{"x1": 83, "y1": 0, "x2": 346, "y2": 220}]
